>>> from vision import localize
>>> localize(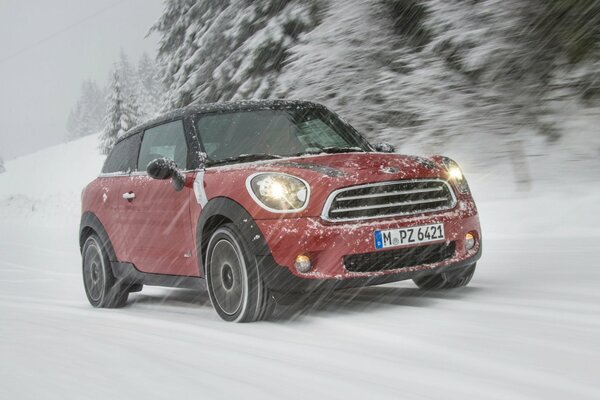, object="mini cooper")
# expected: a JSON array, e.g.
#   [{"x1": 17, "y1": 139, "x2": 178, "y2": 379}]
[{"x1": 80, "y1": 100, "x2": 482, "y2": 322}]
